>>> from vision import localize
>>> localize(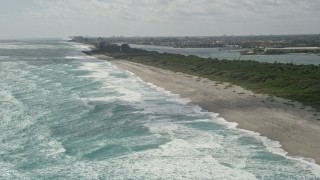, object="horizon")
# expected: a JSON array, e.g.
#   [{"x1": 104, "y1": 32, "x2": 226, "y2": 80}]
[{"x1": 1, "y1": 33, "x2": 320, "y2": 41}]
